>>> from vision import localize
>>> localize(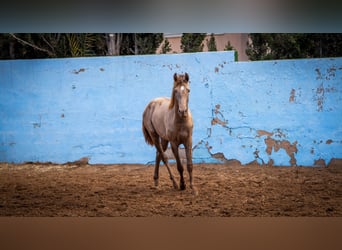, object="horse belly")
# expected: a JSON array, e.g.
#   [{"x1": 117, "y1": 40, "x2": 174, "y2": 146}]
[{"x1": 151, "y1": 100, "x2": 170, "y2": 140}]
